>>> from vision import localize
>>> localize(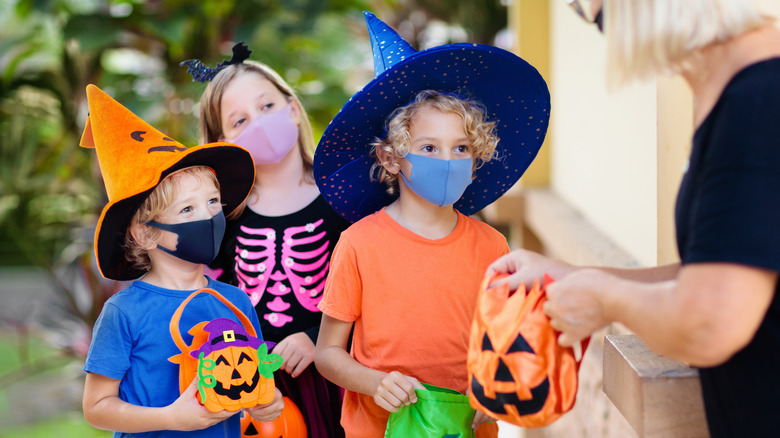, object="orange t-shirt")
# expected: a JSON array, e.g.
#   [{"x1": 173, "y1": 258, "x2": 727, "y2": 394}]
[{"x1": 318, "y1": 208, "x2": 509, "y2": 438}]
